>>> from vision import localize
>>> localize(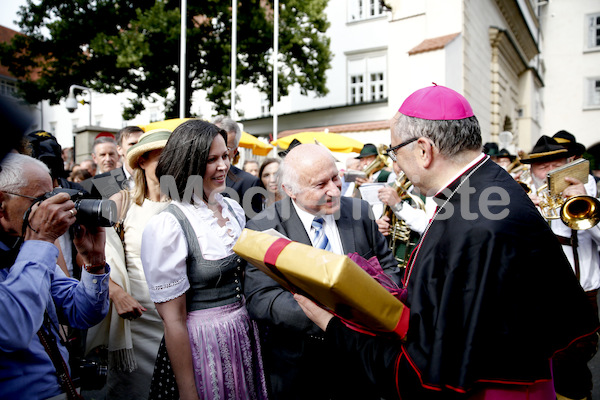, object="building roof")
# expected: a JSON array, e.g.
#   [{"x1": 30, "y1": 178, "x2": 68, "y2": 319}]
[
  {"x1": 0, "y1": 24, "x2": 42, "y2": 82},
  {"x1": 0, "y1": 25, "x2": 20, "y2": 79},
  {"x1": 408, "y1": 32, "x2": 460, "y2": 56},
  {"x1": 278, "y1": 119, "x2": 390, "y2": 138}
]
